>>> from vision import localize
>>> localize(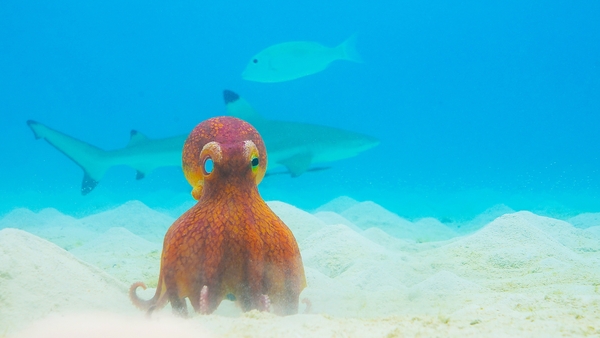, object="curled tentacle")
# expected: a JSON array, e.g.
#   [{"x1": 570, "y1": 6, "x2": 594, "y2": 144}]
[
  {"x1": 129, "y1": 279, "x2": 168, "y2": 314},
  {"x1": 302, "y1": 298, "x2": 312, "y2": 314}
]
